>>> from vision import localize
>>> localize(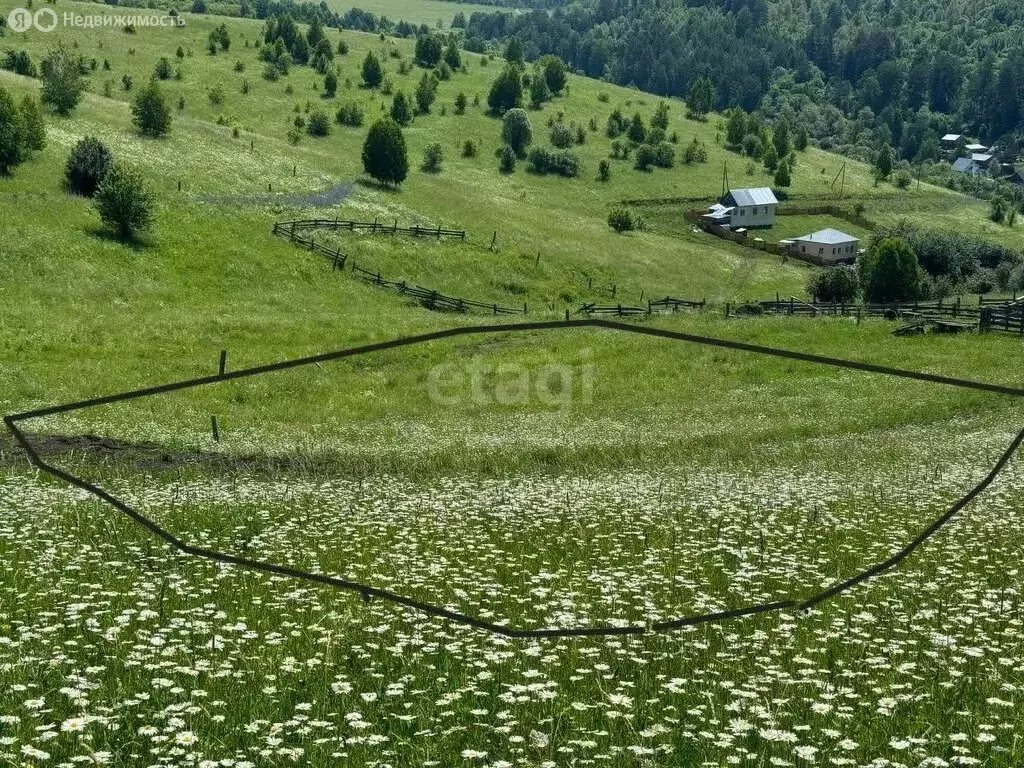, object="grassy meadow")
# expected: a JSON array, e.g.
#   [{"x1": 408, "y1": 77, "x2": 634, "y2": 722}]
[{"x1": 2, "y1": 3, "x2": 1024, "y2": 766}]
